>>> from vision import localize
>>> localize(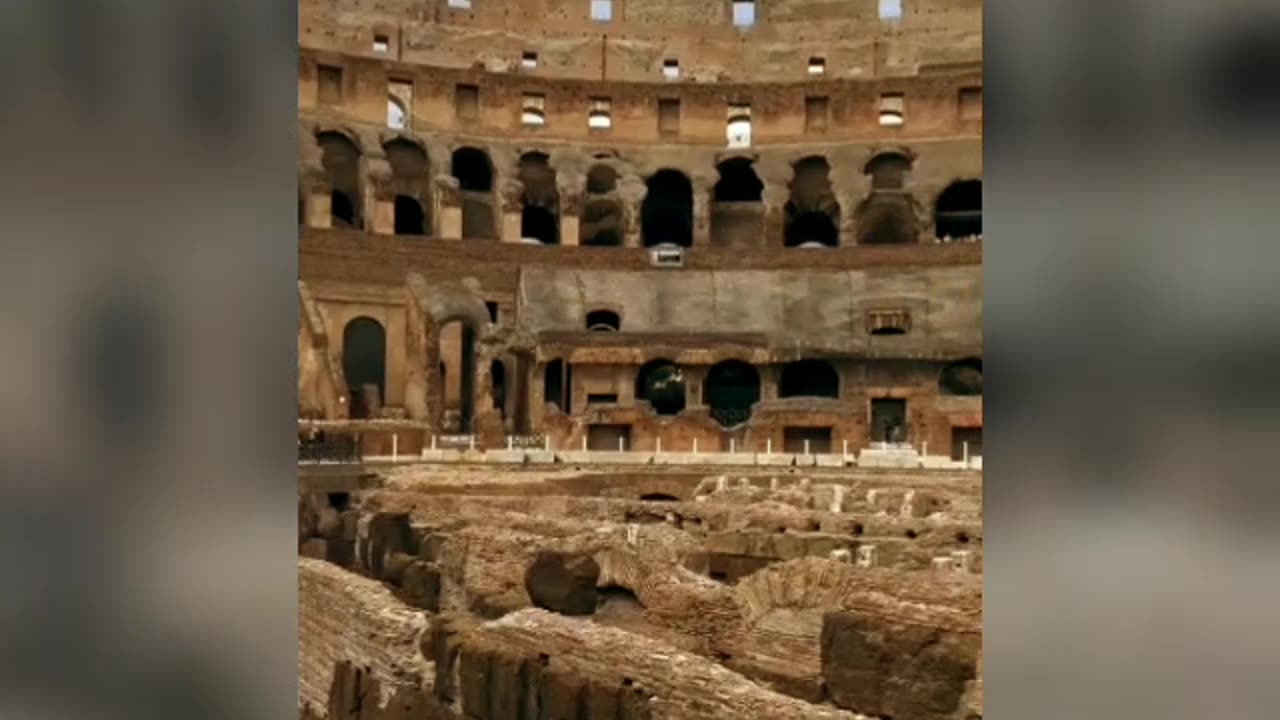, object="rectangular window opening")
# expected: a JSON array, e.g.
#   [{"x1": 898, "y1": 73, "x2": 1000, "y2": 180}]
[
  {"x1": 485, "y1": 301, "x2": 499, "y2": 323},
  {"x1": 727, "y1": 103, "x2": 752, "y2": 148},
  {"x1": 867, "y1": 309, "x2": 911, "y2": 335},
  {"x1": 587, "y1": 394, "x2": 619, "y2": 405},
  {"x1": 805, "y1": 96, "x2": 829, "y2": 133},
  {"x1": 588, "y1": 97, "x2": 612, "y2": 130},
  {"x1": 662, "y1": 59, "x2": 680, "y2": 80},
  {"x1": 732, "y1": 1, "x2": 756, "y2": 27},
  {"x1": 870, "y1": 398, "x2": 908, "y2": 444},
  {"x1": 879, "y1": 0, "x2": 902, "y2": 20},
  {"x1": 522, "y1": 93, "x2": 546, "y2": 127},
  {"x1": 808, "y1": 57, "x2": 826, "y2": 75},
  {"x1": 658, "y1": 98, "x2": 681, "y2": 136},
  {"x1": 373, "y1": 34, "x2": 390, "y2": 53},
  {"x1": 591, "y1": 0, "x2": 613, "y2": 22},
  {"x1": 959, "y1": 86, "x2": 982, "y2": 119},
  {"x1": 448, "y1": 0, "x2": 473, "y2": 9},
  {"x1": 318, "y1": 65, "x2": 343, "y2": 105},
  {"x1": 521, "y1": 51, "x2": 538, "y2": 69},
  {"x1": 388, "y1": 79, "x2": 413, "y2": 130},
  {"x1": 455, "y1": 84, "x2": 479, "y2": 120},
  {"x1": 878, "y1": 93, "x2": 905, "y2": 127}
]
